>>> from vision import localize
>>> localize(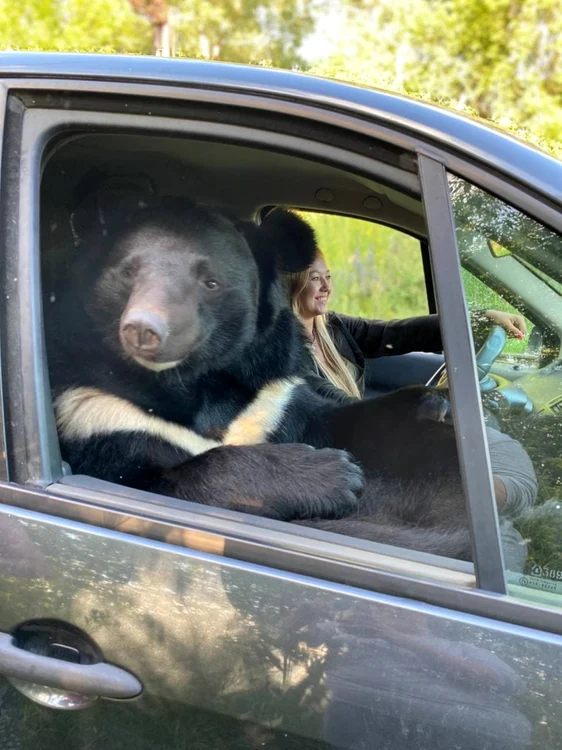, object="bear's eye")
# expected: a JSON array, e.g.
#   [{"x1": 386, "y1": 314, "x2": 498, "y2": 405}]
[
  {"x1": 203, "y1": 279, "x2": 220, "y2": 291},
  {"x1": 121, "y1": 258, "x2": 140, "y2": 280}
]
